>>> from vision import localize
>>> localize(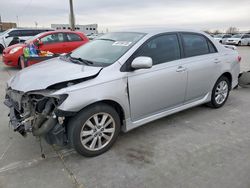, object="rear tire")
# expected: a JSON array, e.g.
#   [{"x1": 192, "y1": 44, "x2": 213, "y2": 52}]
[
  {"x1": 208, "y1": 76, "x2": 230, "y2": 108},
  {"x1": 67, "y1": 103, "x2": 121, "y2": 157}
]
